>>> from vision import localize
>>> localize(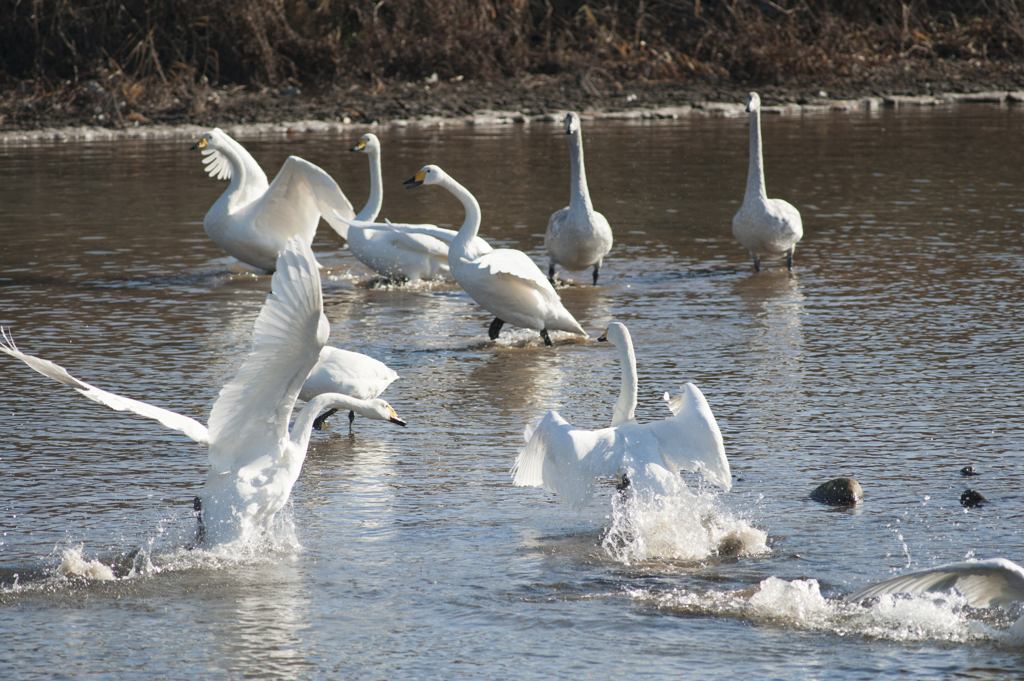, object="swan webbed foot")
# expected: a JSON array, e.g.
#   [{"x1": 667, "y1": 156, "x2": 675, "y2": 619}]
[
  {"x1": 540, "y1": 328, "x2": 553, "y2": 346},
  {"x1": 488, "y1": 317, "x2": 505, "y2": 340},
  {"x1": 348, "y1": 409, "x2": 355, "y2": 434},
  {"x1": 786, "y1": 249, "x2": 794, "y2": 270},
  {"x1": 592, "y1": 264, "x2": 600, "y2": 285},
  {"x1": 752, "y1": 253, "x2": 761, "y2": 272},
  {"x1": 313, "y1": 407, "x2": 340, "y2": 431}
]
